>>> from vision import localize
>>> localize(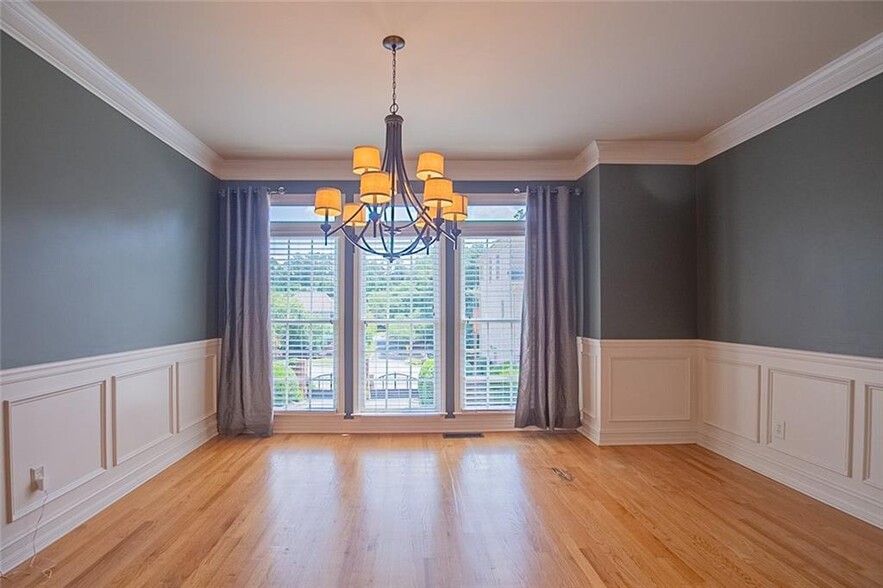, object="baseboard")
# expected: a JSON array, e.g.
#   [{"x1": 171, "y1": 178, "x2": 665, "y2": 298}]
[
  {"x1": 577, "y1": 424, "x2": 600, "y2": 445},
  {"x1": 699, "y1": 430, "x2": 882, "y2": 529},
  {"x1": 599, "y1": 429, "x2": 697, "y2": 446}
]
